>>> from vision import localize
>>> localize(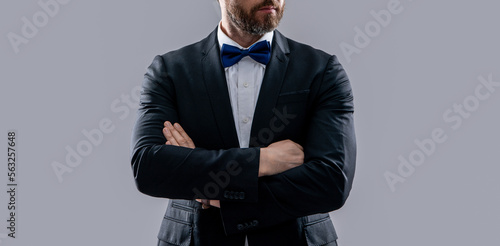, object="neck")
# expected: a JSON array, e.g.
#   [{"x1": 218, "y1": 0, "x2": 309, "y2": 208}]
[{"x1": 220, "y1": 19, "x2": 264, "y2": 48}]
